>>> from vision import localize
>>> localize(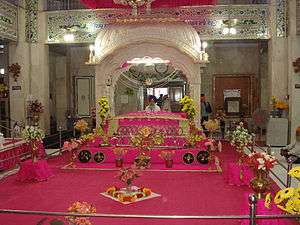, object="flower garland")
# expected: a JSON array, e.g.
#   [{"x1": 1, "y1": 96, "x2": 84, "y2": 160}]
[
  {"x1": 66, "y1": 201, "x2": 96, "y2": 225},
  {"x1": 247, "y1": 152, "x2": 277, "y2": 171},
  {"x1": 180, "y1": 96, "x2": 197, "y2": 121},
  {"x1": 227, "y1": 122, "x2": 254, "y2": 152},
  {"x1": 22, "y1": 126, "x2": 45, "y2": 141}
]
